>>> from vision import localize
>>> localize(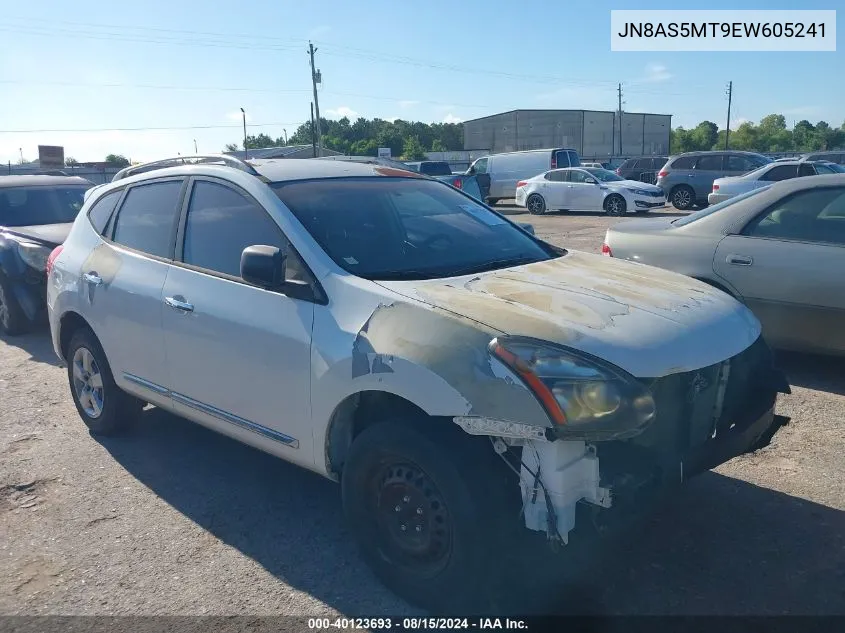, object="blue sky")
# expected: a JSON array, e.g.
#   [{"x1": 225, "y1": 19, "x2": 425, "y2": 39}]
[{"x1": 0, "y1": 0, "x2": 840, "y2": 163}]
